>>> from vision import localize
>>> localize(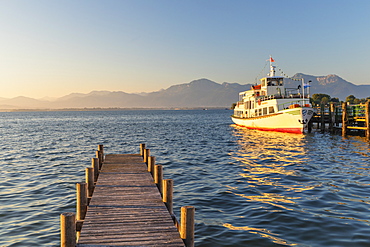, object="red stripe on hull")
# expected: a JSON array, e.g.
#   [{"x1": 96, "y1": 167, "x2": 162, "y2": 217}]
[{"x1": 235, "y1": 124, "x2": 303, "y2": 134}]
